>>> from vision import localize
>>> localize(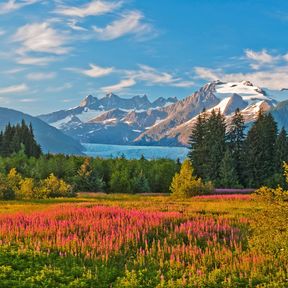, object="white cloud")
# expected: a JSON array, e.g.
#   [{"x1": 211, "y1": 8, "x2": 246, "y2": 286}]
[
  {"x1": 27, "y1": 72, "x2": 56, "y2": 80},
  {"x1": 46, "y1": 82, "x2": 73, "y2": 92},
  {"x1": 0, "y1": 29, "x2": 6, "y2": 36},
  {"x1": 17, "y1": 56, "x2": 57, "y2": 65},
  {"x1": 54, "y1": 0, "x2": 121, "y2": 18},
  {"x1": 2, "y1": 67, "x2": 26, "y2": 74},
  {"x1": 67, "y1": 19, "x2": 87, "y2": 31},
  {"x1": 194, "y1": 65, "x2": 288, "y2": 90},
  {"x1": 0, "y1": 0, "x2": 40, "y2": 15},
  {"x1": 67, "y1": 64, "x2": 114, "y2": 78},
  {"x1": 244, "y1": 49, "x2": 288, "y2": 70},
  {"x1": 93, "y1": 10, "x2": 153, "y2": 40},
  {"x1": 194, "y1": 49, "x2": 288, "y2": 90},
  {"x1": 172, "y1": 81, "x2": 195, "y2": 88},
  {"x1": 0, "y1": 83, "x2": 28, "y2": 94},
  {"x1": 19, "y1": 98, "x2": 37, "y2": 102},
  {"x1": 194, "y1": 67, "x2": 219, "y2": 81},
  {"x1": 125, "y1": 65, "x2": 194, "y2": 87},
  {"x1": 12, "y1": 22, "x2": 69, "y2": 55},
  {"x1": 245, "y1": 49, "x2": 276, "y2": 64},
  {"x1": 101, "y1": 78, "x2": 136, "y2": 92}
]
